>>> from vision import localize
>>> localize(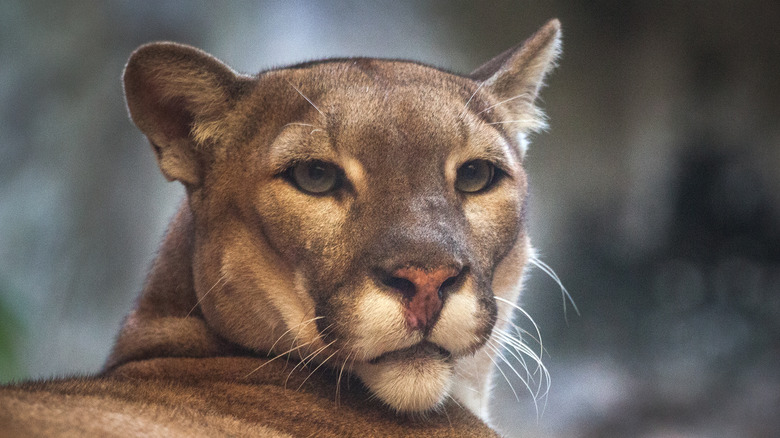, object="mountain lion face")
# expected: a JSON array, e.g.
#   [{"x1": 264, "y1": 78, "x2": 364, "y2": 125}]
[{"x1": 121, "y1": 20, "x2": 561, "y2": 415}]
